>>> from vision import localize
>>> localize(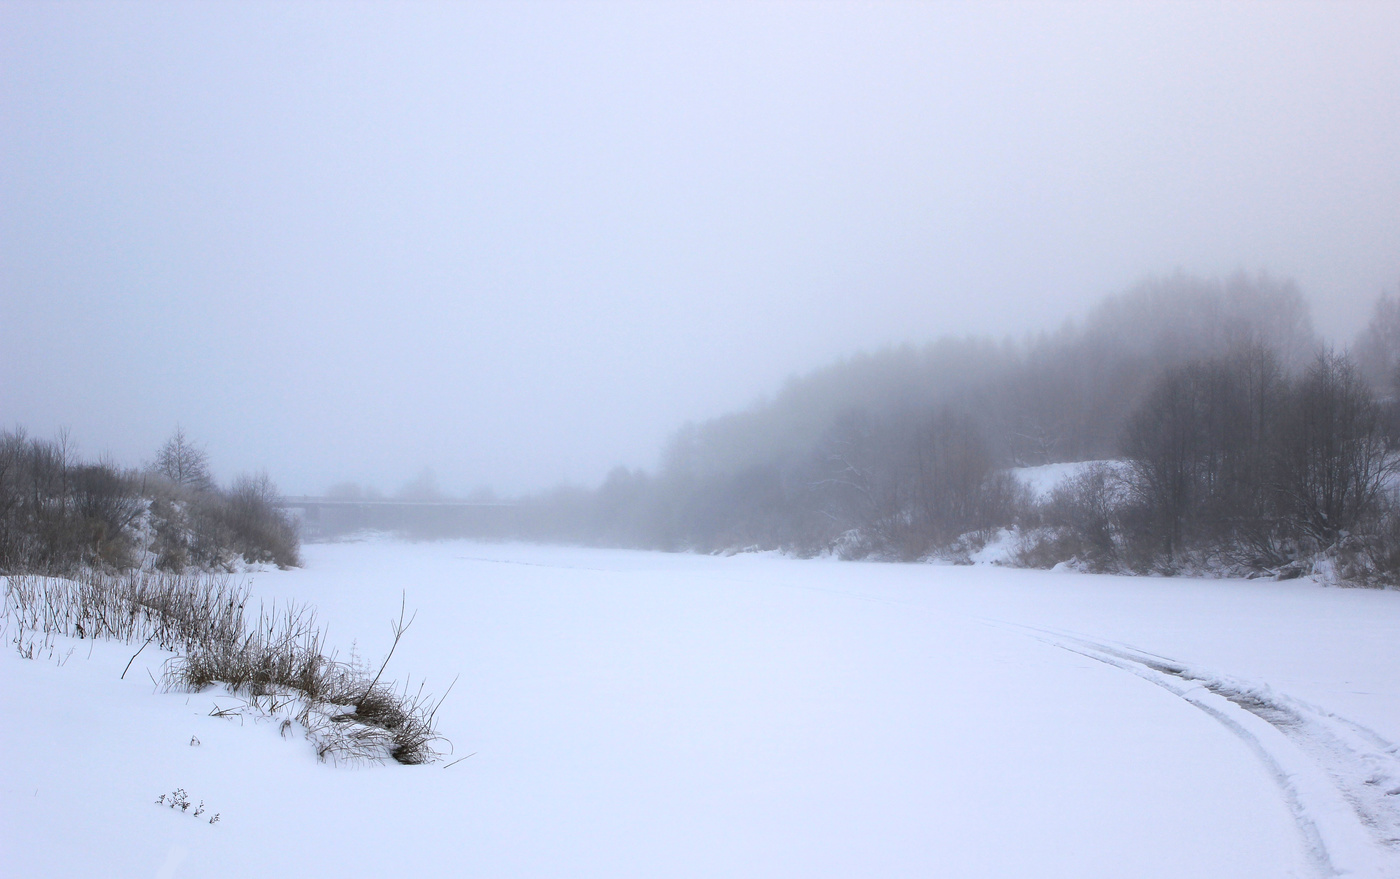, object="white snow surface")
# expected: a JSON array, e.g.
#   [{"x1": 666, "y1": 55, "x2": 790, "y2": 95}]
[
  {"x1": 1012, "y1": 459, "x2": 1130, "y2": 500},
  {"x1": 6, "y1": 539, "x2": 1400, "y2": 878}
]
